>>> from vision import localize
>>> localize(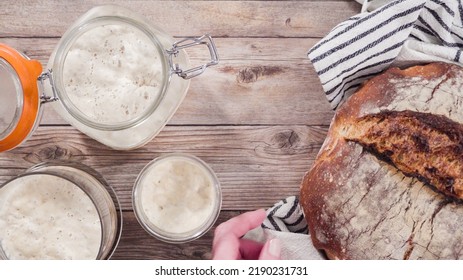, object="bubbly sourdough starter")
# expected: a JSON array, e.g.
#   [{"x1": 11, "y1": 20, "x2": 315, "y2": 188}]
[
  {"x1": 62, "y1": 23, "x2": 164, "y2": 125},
  {"x1": 0, "y1": 174, "x2": 101, "y2": 259},
  {"x1": 139, "y1": 158, "x2": 216, "y2": 234}
]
